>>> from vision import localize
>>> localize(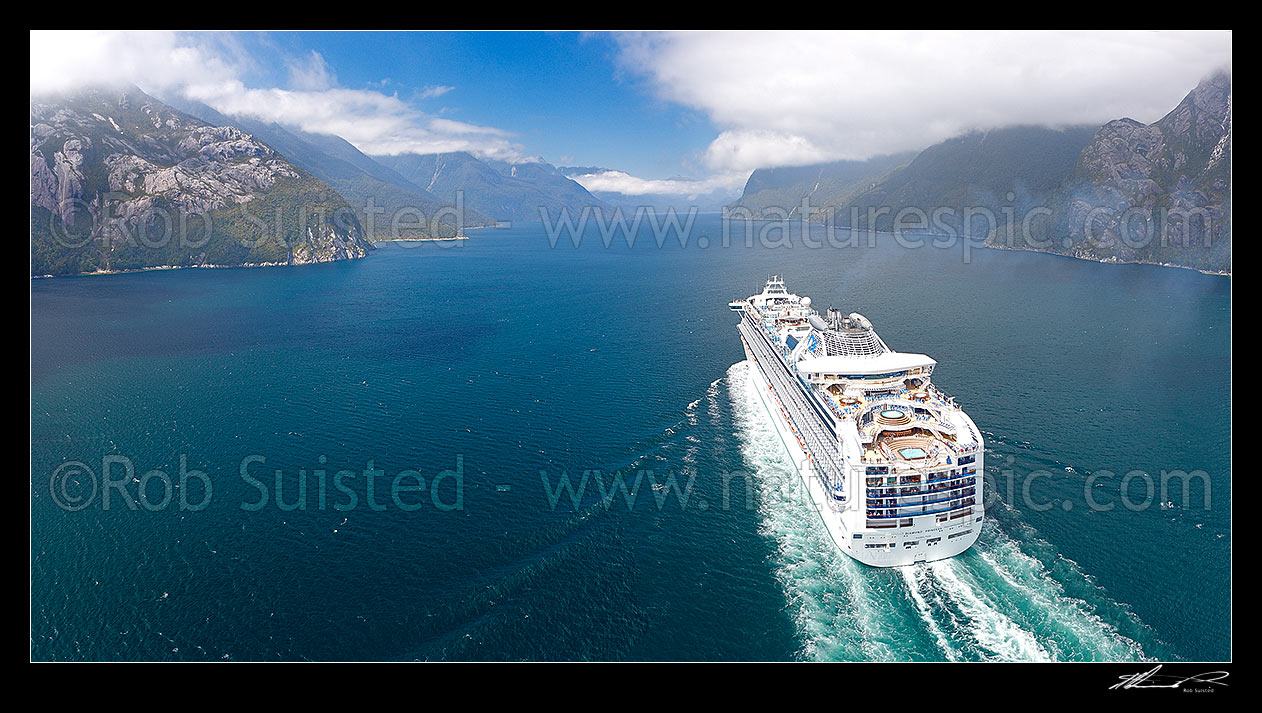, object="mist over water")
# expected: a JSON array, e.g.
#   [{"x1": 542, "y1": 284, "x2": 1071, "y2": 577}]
[{"x1": 31, "y1": 216, "x2": 1229, "y2": 660}]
